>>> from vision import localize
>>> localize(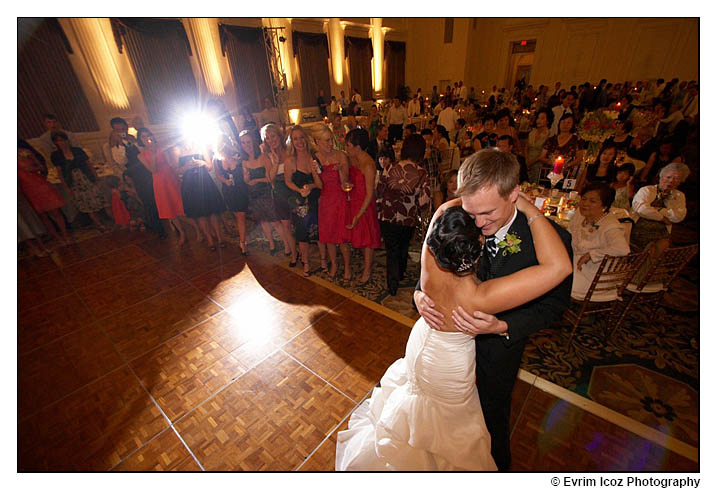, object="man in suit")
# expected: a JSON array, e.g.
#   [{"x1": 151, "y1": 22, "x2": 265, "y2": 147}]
[{"x1": 414, "y1": 149, "x2": 572, "y2": 470}]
